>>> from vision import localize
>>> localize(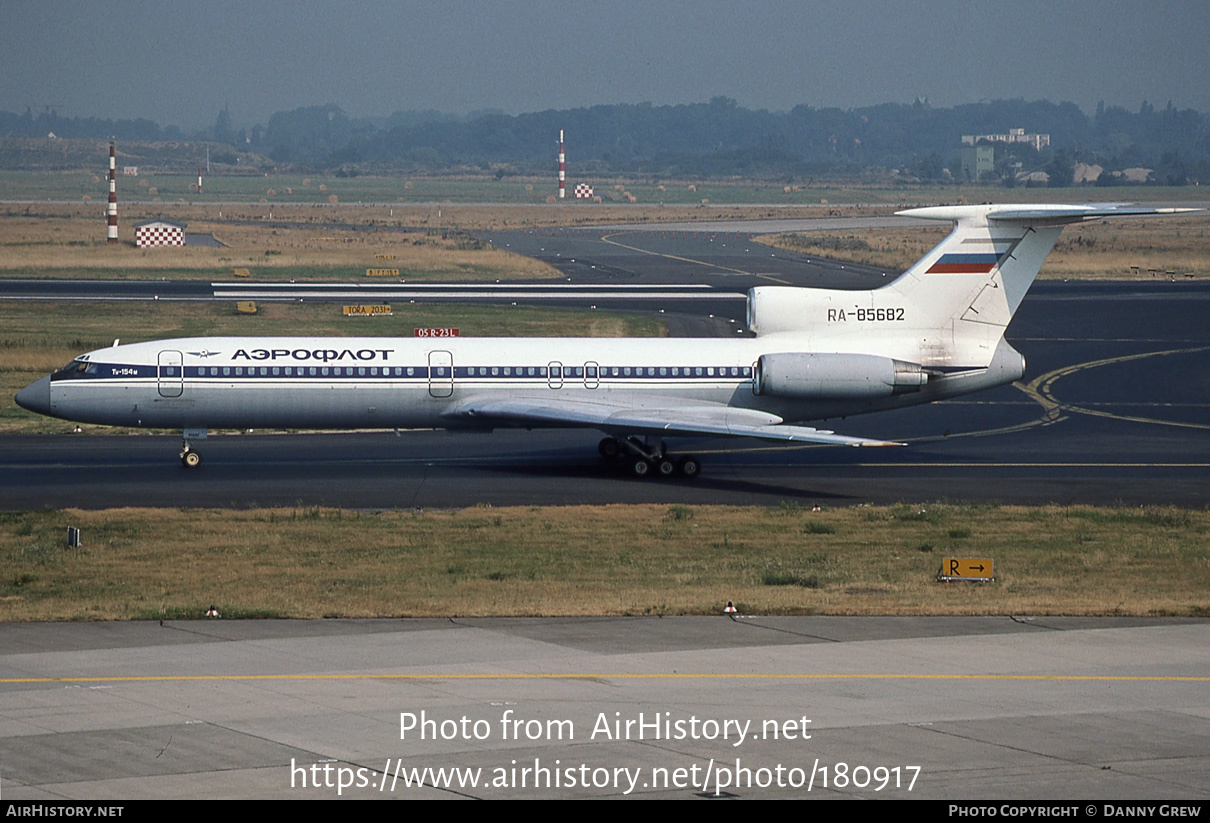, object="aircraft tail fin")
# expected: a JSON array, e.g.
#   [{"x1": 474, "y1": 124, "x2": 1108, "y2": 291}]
[{"x1": 890, "y1": 203, "x2": 1196, "y2": 331}]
